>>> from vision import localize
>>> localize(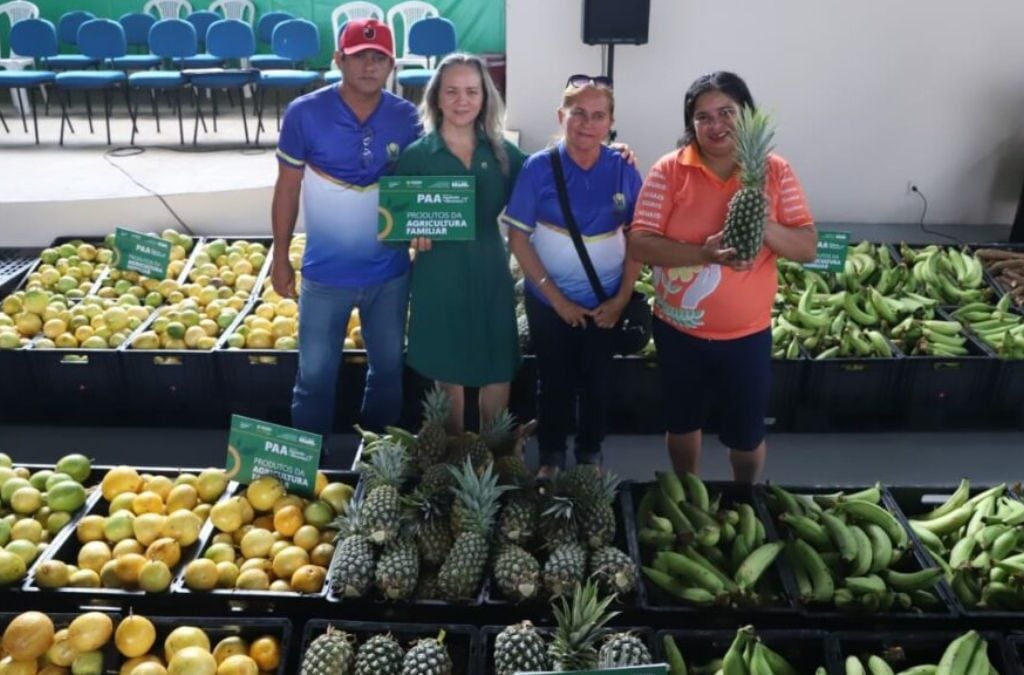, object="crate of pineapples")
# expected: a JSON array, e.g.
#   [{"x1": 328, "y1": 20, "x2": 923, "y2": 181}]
[
  {"x1": 0, "y1": 453, "x2": 97, "y2": 589},
  {"x1": 481, "y1": 582, "x2": 654, "y2": 674},
  {"x1": 631, "y1": 474, "x2": 793, "y2": 614},
  {"x1": 25, "y1": 465, "x2": 233, "y2": 598},
  {"x1": 330, "y1": 387, "x2": 637, "y2": 607},
  {"x1": 755, "y1": 483, "x2": 956, "y2": 617},
  {"x1": 299, "y1": 619, "x2": 477, "y2": 675},
  {"x1": 176, "y1": 470, "x2": 355, "y2": 600},
  {"x1": 655, "y1": 626, "x2": 832, "y2": 675}
]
